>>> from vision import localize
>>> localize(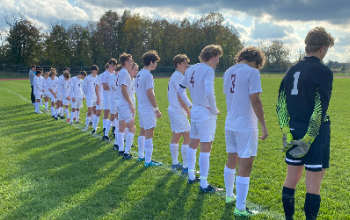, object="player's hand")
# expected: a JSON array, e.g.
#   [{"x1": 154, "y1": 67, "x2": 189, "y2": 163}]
[
  {"x1": 54, "y1": 94, "x2": 57, "y2": 98},
  {"x1": 156, "y1": 110, "x2": 162, "y2": 118},
  {"x1": 67, "y1": 96, "x2": 70, "y2": 100},
  {"x1": 216, "y1": 108, "x2": 220, "y2": 115},
  {"x1": 281, "y1": 133, "x2": 293, "y2": 152},
  {"x1": 289, "y1": 134, "x2": 314, "y2": 158},
  {"x1": 96, "y1": 98, "x2": 100, "y2": 105},
  {"x1": 186, "y1": 109, "x2": 191, "y2": 118},
  {"x1": 72, "y1": 97, "x2": 76, "y2": 102},
  {"x1": 83, "y1": 97, "x2": 86, "y2": 100},
  {"x1": 130, "y1": 104, "x2": 135, "y2": 114},
  {"x1": 259, "y1": 125, "x2": 269, "y2": 140}
]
